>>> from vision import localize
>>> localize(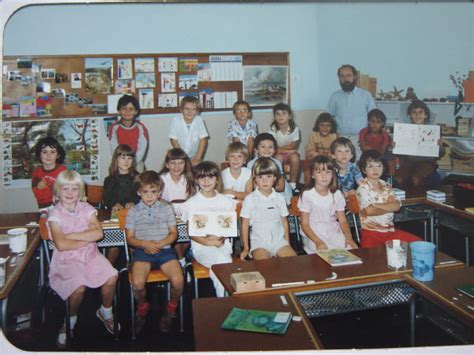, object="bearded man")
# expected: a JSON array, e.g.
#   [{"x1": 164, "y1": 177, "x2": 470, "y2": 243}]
[{"x1": 328, "y1": 64, "x2": 376, "y2": 136}]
